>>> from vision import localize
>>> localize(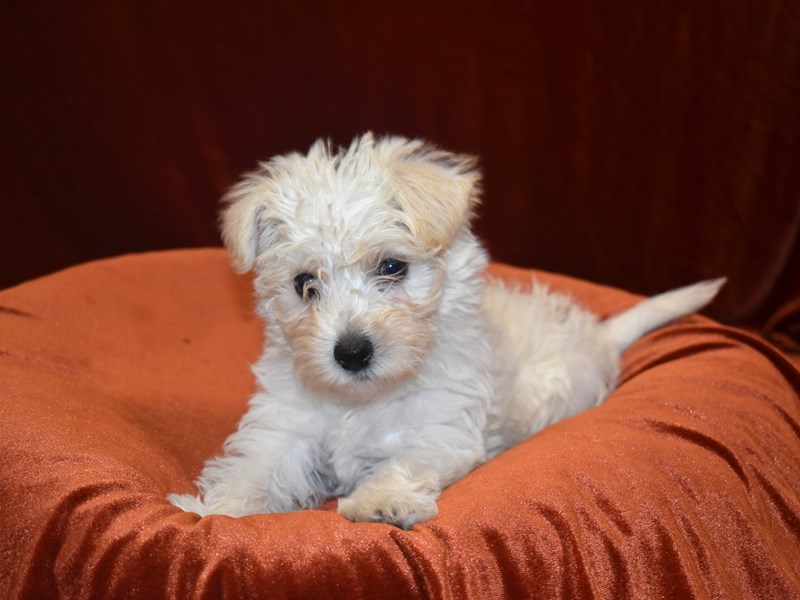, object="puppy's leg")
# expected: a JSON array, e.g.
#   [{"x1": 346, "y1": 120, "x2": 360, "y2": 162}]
[
  {"x1": 338, "y1": 429, "x2": 484, "y2": 529},
  {"x1": 169, "y1": 425, "x2": 329, "y2": 517}
]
